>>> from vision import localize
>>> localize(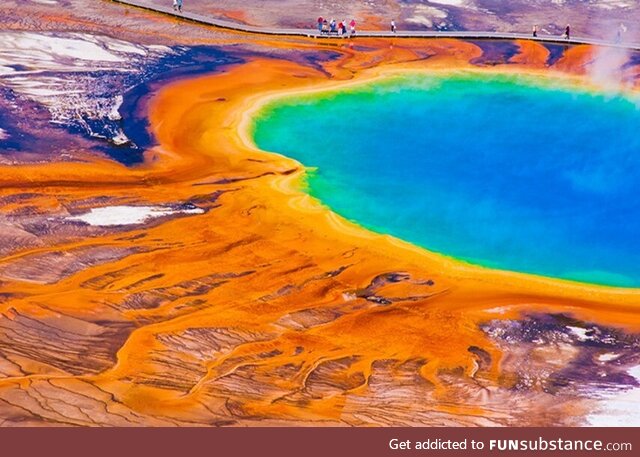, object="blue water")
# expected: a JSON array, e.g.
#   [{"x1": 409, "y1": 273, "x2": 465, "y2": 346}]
[{"x1": 252, "y1": 73, "x2": 640, "y2": 287}]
